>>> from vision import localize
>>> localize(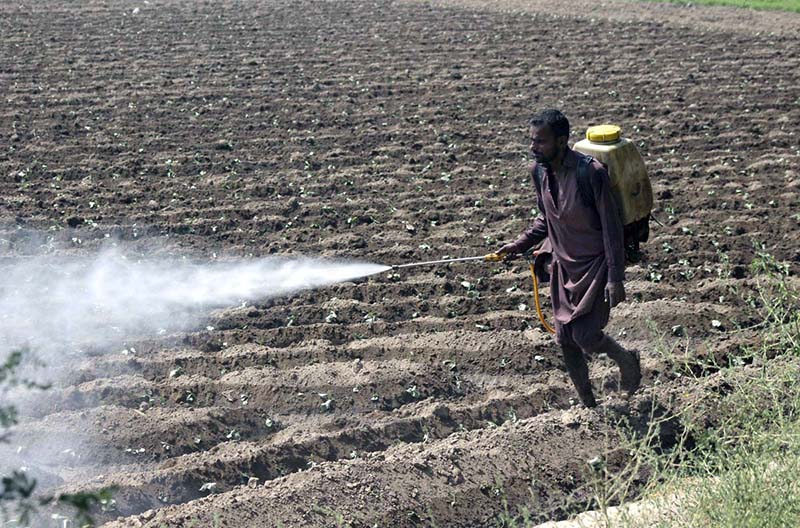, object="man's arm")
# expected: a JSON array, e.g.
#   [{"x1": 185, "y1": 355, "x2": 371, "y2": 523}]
[
  {"x1": 498, "y1": 175, "x2": 548, "y2": 255},
  {"x1": 499, "y1": 215, "x2": 547, "y2": 255}
]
